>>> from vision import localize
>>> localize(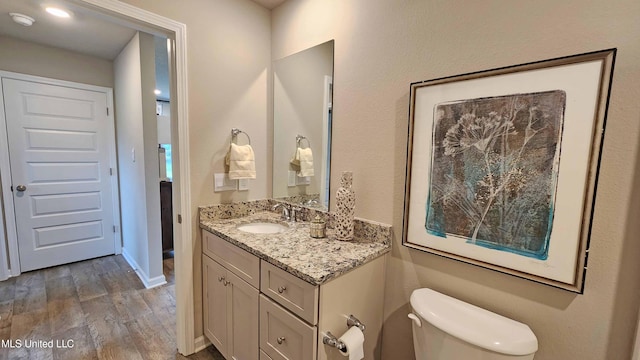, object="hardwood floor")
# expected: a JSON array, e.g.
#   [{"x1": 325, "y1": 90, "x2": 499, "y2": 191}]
[{"x1": 0, "y1": 254, "x2": 224, "y2": 360}]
